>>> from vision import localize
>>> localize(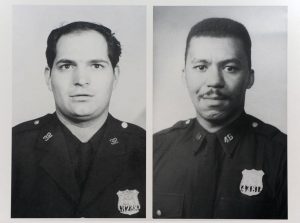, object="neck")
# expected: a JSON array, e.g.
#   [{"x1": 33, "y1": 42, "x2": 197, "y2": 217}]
[
  {"x1": 56, "y1": 111, "x2": 108, "y2": 143},
  {"x1": 196, "y1": 109, "x2": 243, "y2": 133}
]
